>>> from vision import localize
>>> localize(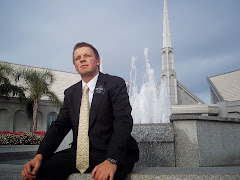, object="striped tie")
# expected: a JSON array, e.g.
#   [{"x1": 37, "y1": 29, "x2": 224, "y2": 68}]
[{"x1": 76, "y1": 85, "x2": 90, "y2": 173}]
